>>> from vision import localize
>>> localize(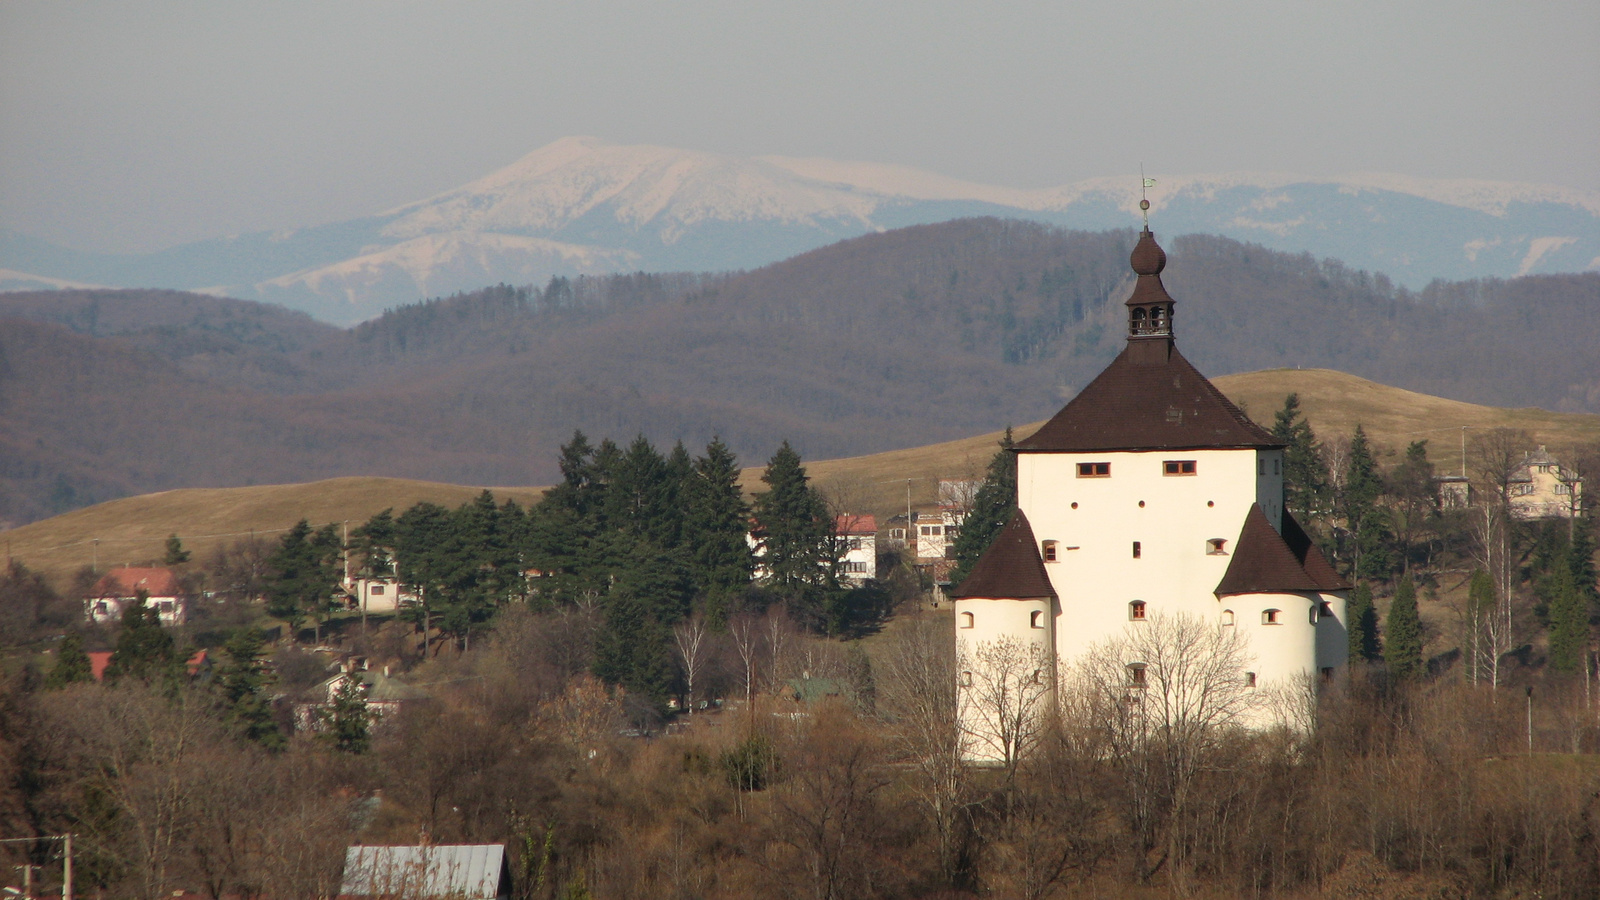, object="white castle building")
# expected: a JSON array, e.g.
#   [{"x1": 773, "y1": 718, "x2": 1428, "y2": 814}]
[{"x1": 953, "y1": 228, "x2": 1349, "y2": 758}]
